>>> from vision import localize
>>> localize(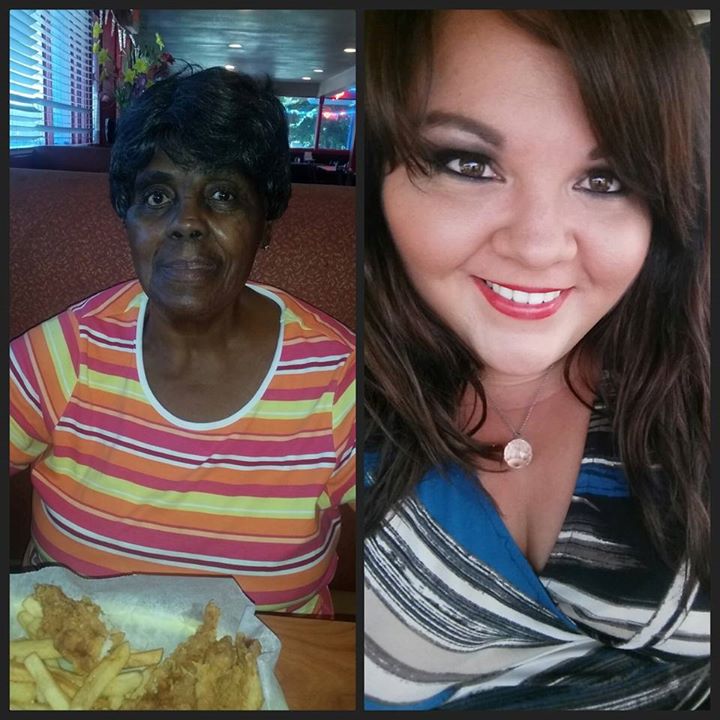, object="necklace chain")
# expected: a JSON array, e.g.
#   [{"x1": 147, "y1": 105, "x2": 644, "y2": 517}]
[{"x1": 486, "y1": 366, "x2": 553, "y2": 439}]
